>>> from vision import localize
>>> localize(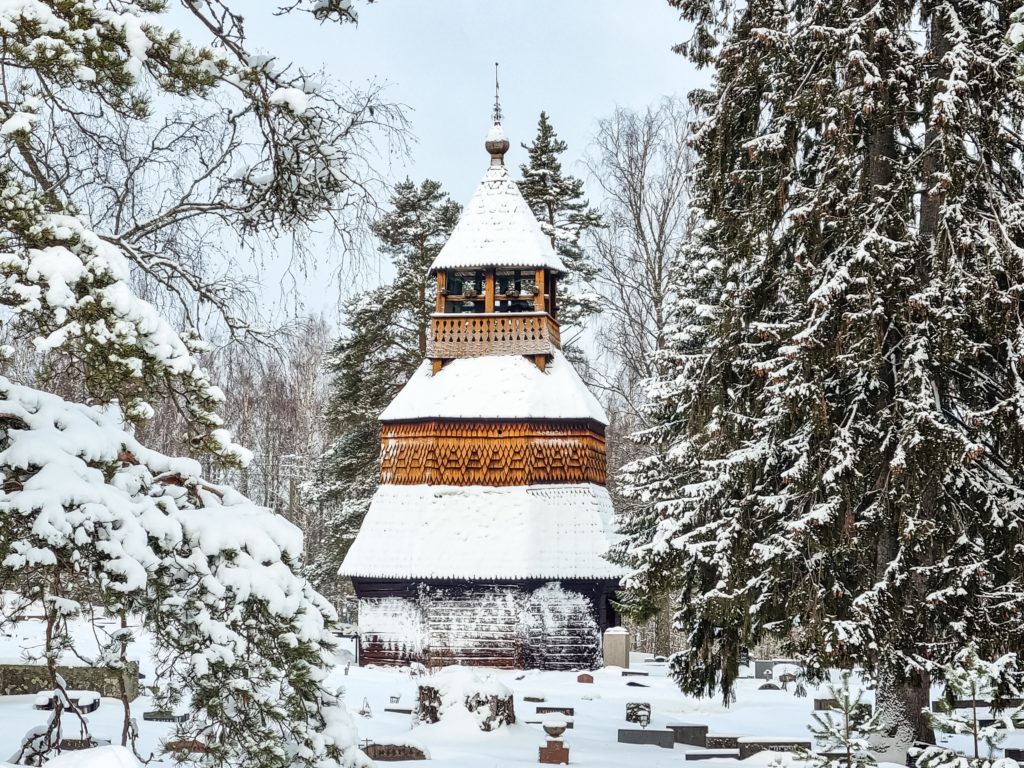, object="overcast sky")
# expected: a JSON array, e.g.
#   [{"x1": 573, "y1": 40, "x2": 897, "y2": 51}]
[{"x1": 236, "y1": 0, "x2": 706, "y2": 320}]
